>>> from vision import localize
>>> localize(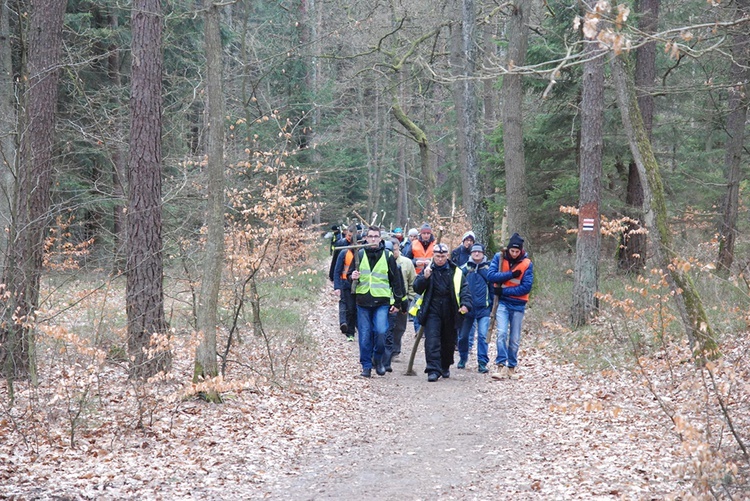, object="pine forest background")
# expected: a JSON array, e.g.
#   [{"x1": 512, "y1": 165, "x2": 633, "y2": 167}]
[{"x1": 1, "y1": 0, "x2": 750, "y2": 498}]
